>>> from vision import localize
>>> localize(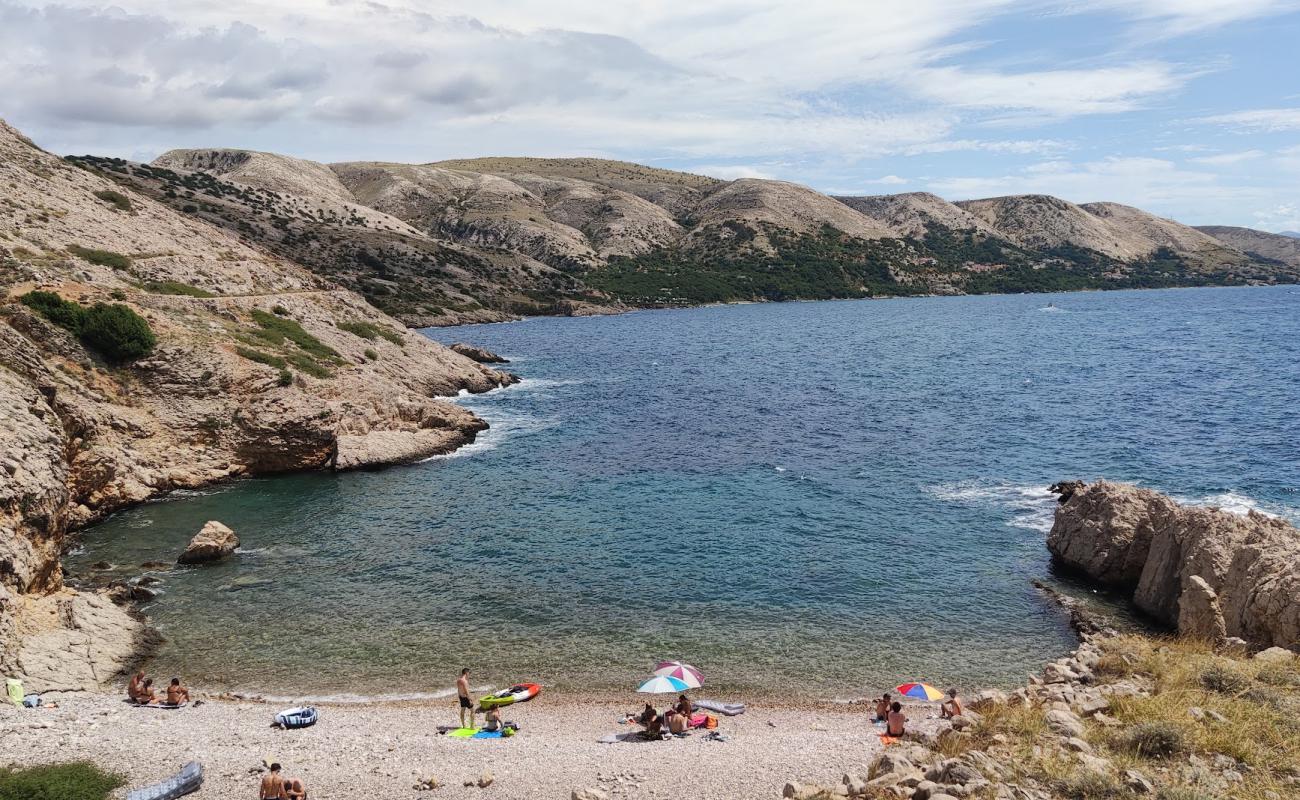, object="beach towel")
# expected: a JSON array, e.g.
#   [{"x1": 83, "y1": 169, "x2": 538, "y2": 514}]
[
  {"x1": 688, "y1": 712, "x2": 708, "y2": 729},
  {"x1": 6, "y1": 678, "x2": 23, "y2": 707},
  {"x1": 878, "y1": 734, "x2": 900, "y2": 746}
]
